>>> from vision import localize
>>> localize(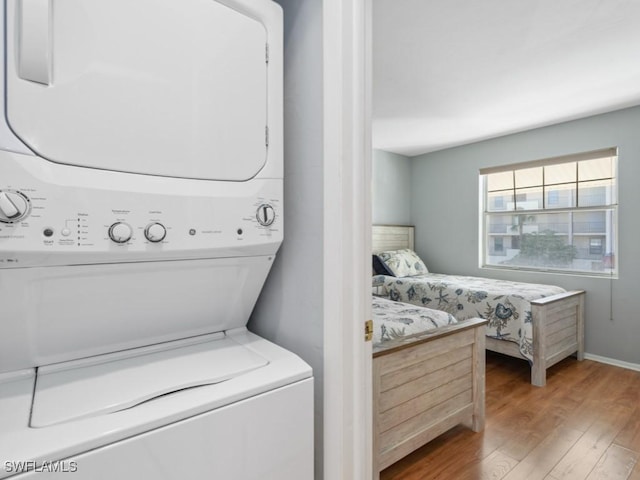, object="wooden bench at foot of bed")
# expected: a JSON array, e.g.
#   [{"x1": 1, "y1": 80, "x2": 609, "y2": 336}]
[
  {"x1": 373, "y1": 317, "x2": 488, "y2": 479},
  {"x1": 485, "y1": 289, "x2": 585, "y2": 387}
]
